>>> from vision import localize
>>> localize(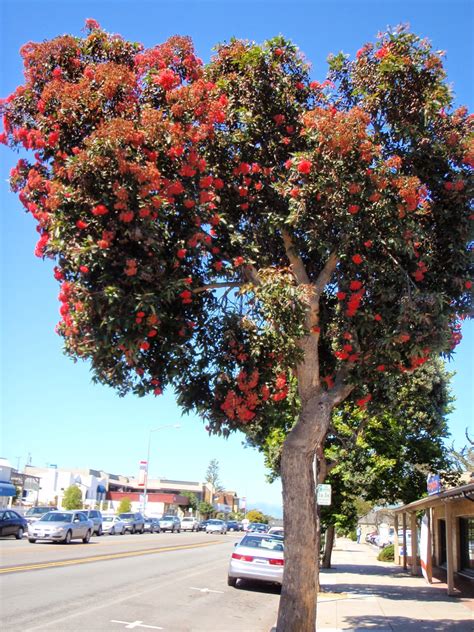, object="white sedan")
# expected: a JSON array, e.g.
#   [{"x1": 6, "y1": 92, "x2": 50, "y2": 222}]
[
  {"x1": 102, "y1": 515, "x2": 126, "y2": 535},
  {"x1": 228, "y1": 533, "x2": 284, "y2": 586},
  {"x1": 205, "y1": 519, "x2": 227, "y2": 534}
]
